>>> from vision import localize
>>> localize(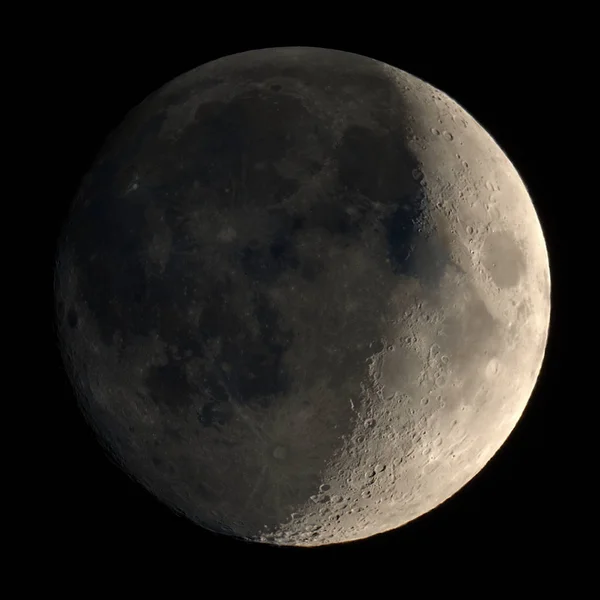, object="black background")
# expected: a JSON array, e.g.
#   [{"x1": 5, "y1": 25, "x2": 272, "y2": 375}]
[{"x1": 45, "y1": 31, "x2": 562, "y2": 575}]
